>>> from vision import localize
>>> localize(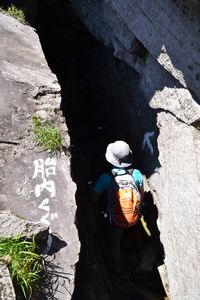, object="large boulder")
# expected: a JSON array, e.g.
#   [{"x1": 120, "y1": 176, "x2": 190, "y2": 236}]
[{"x1": 0, "y1": 12, "x2": 80, "y2": 299}]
